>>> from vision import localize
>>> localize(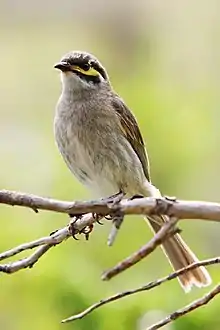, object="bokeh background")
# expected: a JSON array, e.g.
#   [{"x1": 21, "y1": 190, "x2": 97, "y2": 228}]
[{"x1": 1, "y1": 1, "x2": 220, "y2": 329}]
